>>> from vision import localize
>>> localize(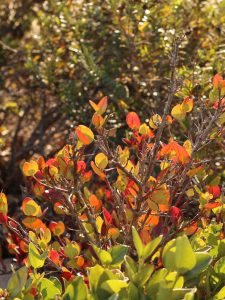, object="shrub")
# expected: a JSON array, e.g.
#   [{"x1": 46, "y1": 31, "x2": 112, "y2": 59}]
[{"x1": 0, "y1": 56, "x2": 225, "y2": 298}]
